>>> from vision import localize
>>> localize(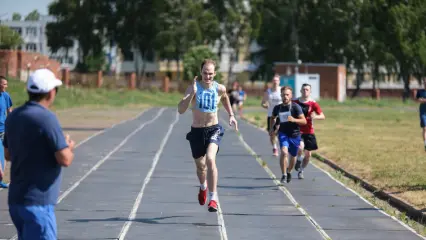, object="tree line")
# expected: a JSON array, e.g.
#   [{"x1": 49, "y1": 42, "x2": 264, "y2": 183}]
[{"x1": 2, "y1": 1, "x2": 426, "y2": 99}]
